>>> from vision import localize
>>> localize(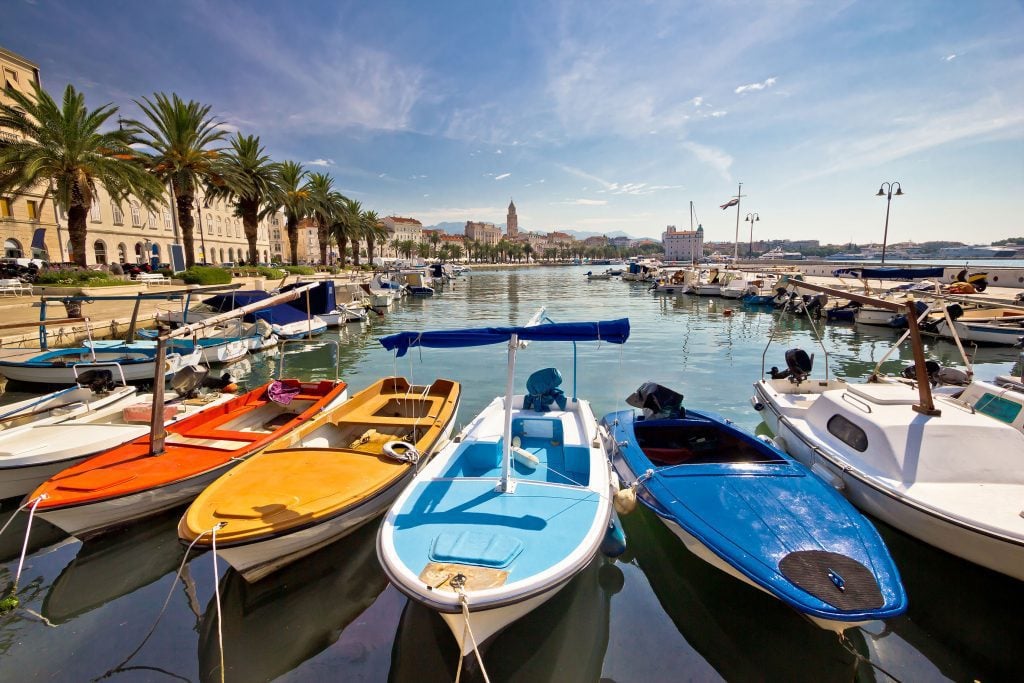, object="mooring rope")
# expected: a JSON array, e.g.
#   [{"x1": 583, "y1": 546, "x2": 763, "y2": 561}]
[
  {"x1": 838, "y1": 631, "x2": 903, "y2": 683},
  {"x1": 211, "y1": 524, "x2": 226, "y2": 683},
  {"x1": 0, "y1": 494, "x2": 46, "y2": 614},
  {"x1": 93, "y1": 523, "x2": 224, "y2": 682},
  {"x1": 451, "y1": 575, "x2": 491, "y2": 683}
]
